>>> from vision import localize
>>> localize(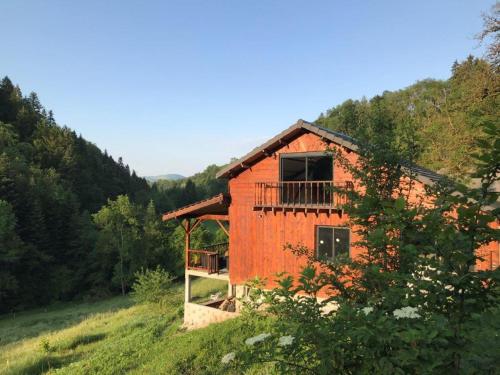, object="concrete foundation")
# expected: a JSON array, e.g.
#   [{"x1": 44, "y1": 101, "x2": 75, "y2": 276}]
[{"x1": 183, "y1": 302, "x2": 239, "y2": 329}]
